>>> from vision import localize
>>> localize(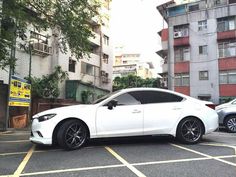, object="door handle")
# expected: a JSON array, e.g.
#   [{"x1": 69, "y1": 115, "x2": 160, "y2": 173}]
[
  {"x1": 173, "y1": 107, "x2": 181, "y2": 110},
  {"x1": 132, "y1": 109, "x2": 141, "y2": 113}
]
